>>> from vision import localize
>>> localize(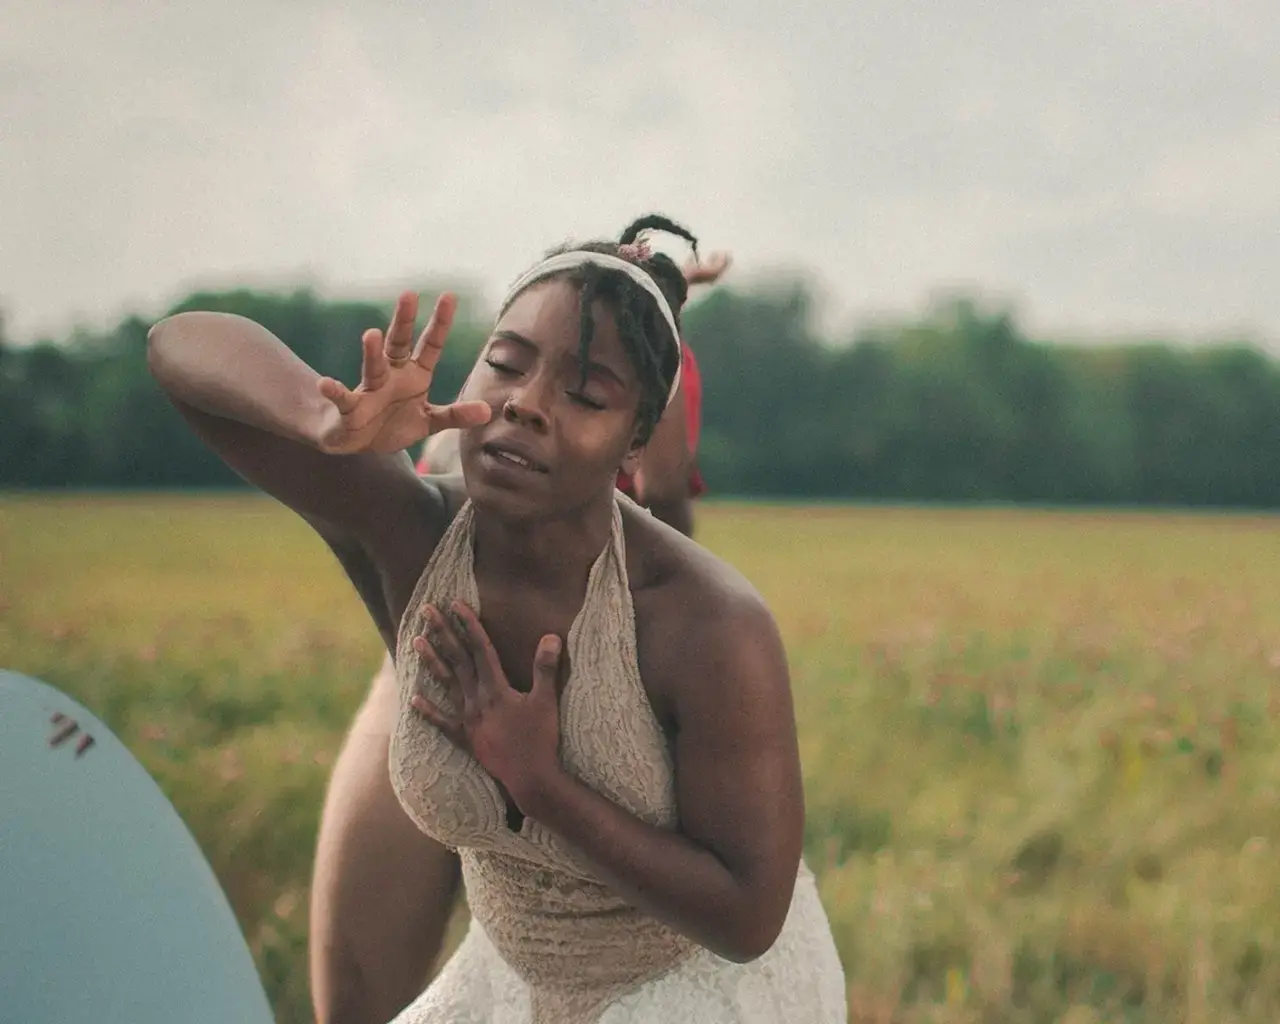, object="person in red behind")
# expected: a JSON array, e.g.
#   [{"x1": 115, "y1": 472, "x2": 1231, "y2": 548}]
[{"x1": 308, "y1": 240, "x2": 731, "y2": 1024}]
